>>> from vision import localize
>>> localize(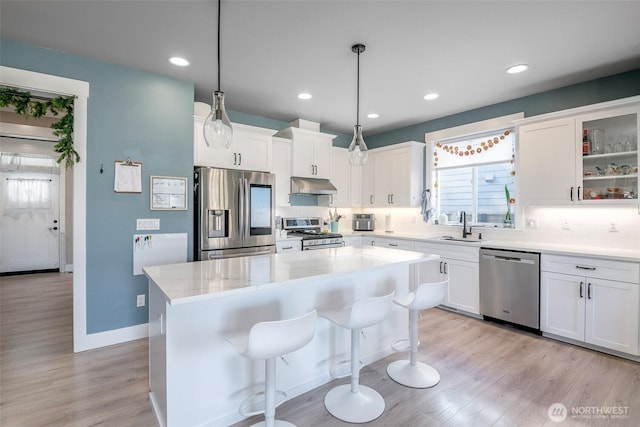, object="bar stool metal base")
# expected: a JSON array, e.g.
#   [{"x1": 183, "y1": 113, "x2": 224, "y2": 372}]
[
  {"x1": 324, "y1": 384, "x2": 385, "y2": 423},
  {"x1": 387, "y1": 359, "x2": 440, "y2": 388},
  {"x1": 249, "y1": 421, "x2": 296, "y2": 427}
]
